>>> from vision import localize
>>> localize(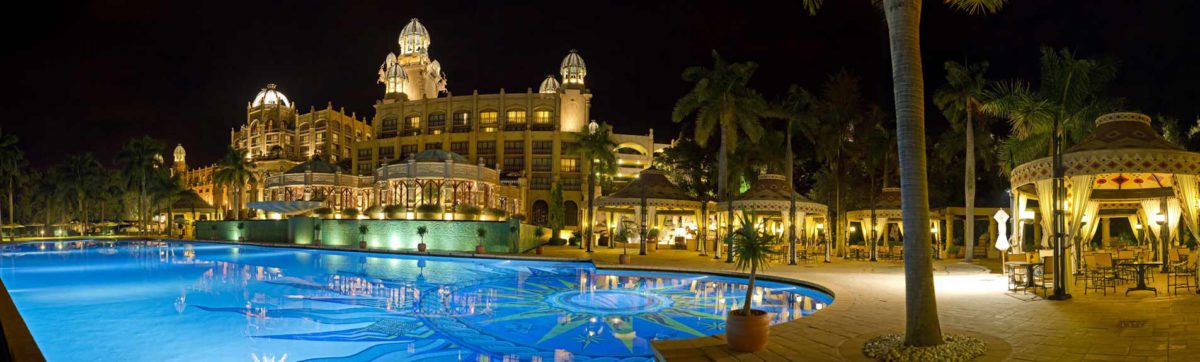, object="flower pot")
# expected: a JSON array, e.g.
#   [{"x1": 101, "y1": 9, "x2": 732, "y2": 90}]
[
  {"x1": 725, "y1": 309, "x2": 770, "y2": 352},
  {"x1": 619, "y1": 254, "x2": 630, "y2": 264},
  {"x1": 649, "y1": 242, "x2": 659, "y2": 252},
  {"x1": 536, "y1": 246, "x2": 544, "y2": 255},
  {"x1": 359, "y1": 240, "x2": 367, "y2": 249},
  {"x1": 418, "y1": 243, "x2": 427, "y2": 252},
  {"x1": 475, "y1": 245, "x2": 486, "y2": 254}
]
